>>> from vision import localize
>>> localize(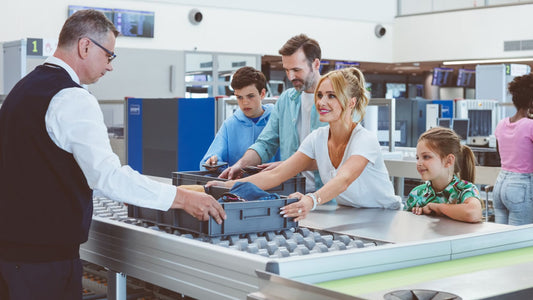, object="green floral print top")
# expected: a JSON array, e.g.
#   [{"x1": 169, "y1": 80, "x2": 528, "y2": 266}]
[{"x1": 405, "y1": 175, "x2": 481, "y2": 211}]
